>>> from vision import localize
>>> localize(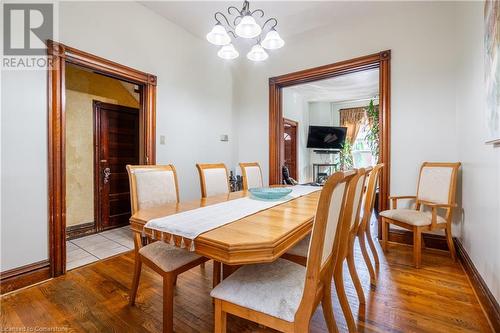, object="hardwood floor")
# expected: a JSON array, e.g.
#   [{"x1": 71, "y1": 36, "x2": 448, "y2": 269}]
[{"x1": 0, "y1": 239, "x2": 492, "y2": 332}]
